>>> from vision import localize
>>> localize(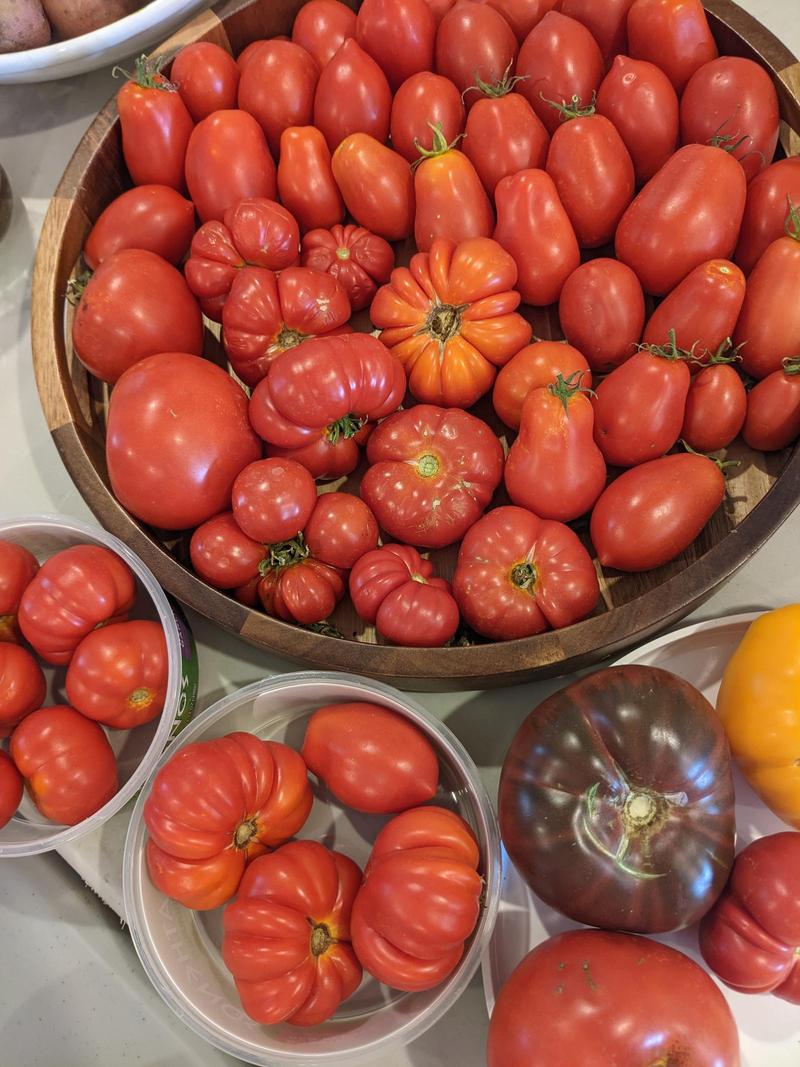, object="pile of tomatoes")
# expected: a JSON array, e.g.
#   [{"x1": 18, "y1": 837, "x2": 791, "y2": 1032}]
[{"x1": 66, "y1": 0, "x2": 800, "y2": 648}]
